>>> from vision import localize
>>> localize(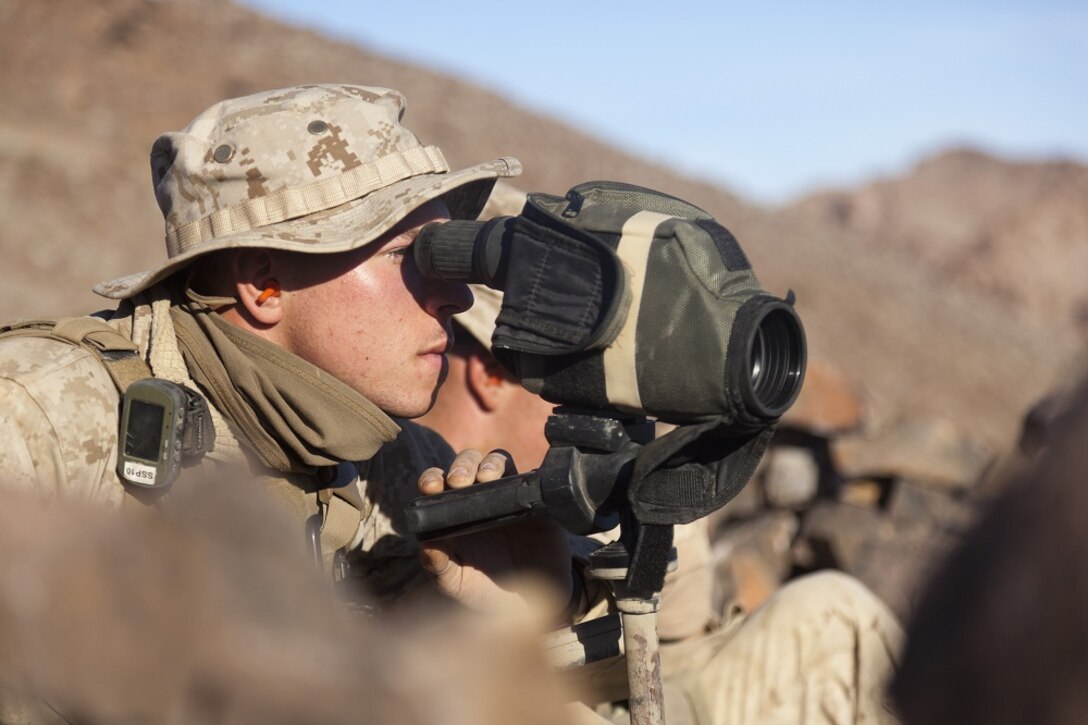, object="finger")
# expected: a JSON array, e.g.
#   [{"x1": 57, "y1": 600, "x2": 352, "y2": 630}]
[
  {"x1": 477, "y1": 448, "x2": 517, "y2": 482},
  {"x1": 418, "y1": 467, "x2": 446, "y2": 495},
  {"x1": 420, "y1": 543, "x2": 452, "y2": 577},
  {"x1": 447, "y1": 449, "x2": 485, "y2": 489}
]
